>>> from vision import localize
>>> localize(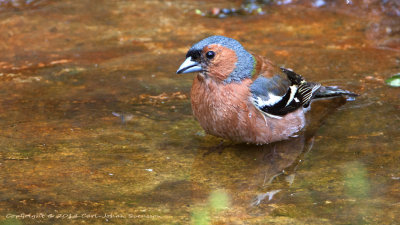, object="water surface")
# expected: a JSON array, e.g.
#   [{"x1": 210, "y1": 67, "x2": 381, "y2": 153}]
[{"x1": 0, "y1": 0, "x2": 399, "y2": 224}]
